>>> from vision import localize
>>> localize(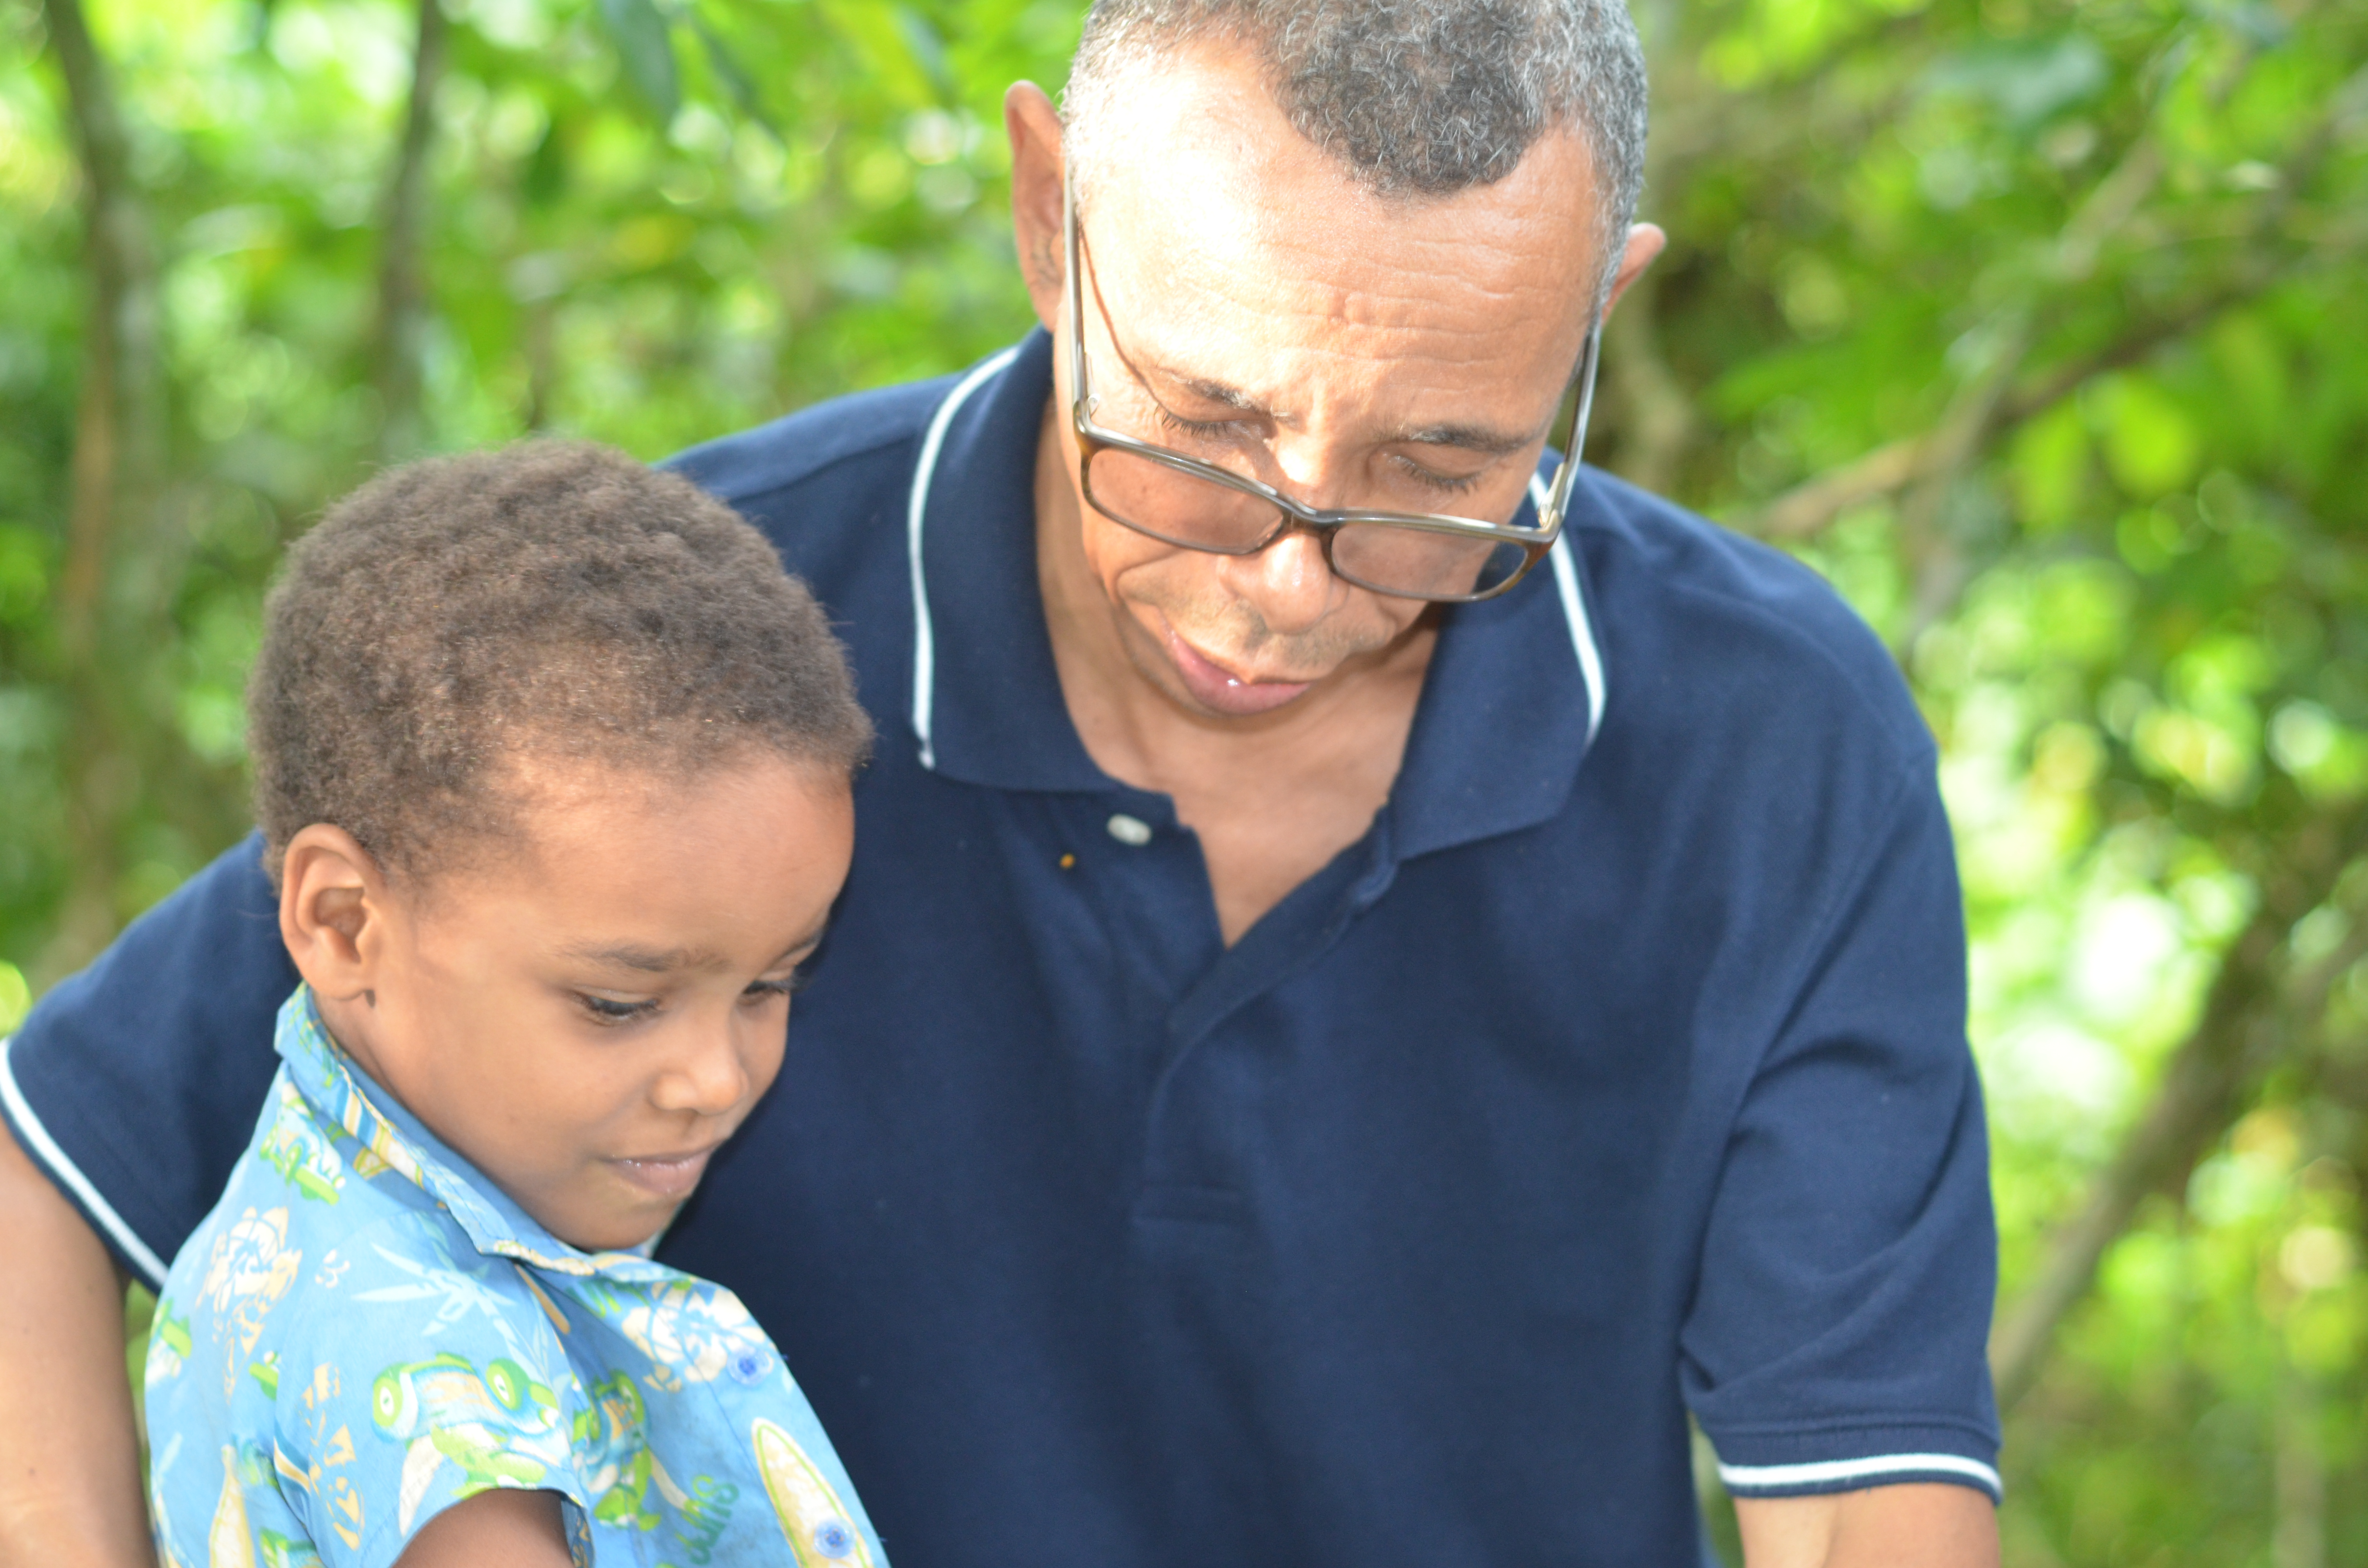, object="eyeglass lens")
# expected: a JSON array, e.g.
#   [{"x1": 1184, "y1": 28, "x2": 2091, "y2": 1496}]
[{"x1": 1082, "y1": 445, "x2": 1532, "y2": 599}]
